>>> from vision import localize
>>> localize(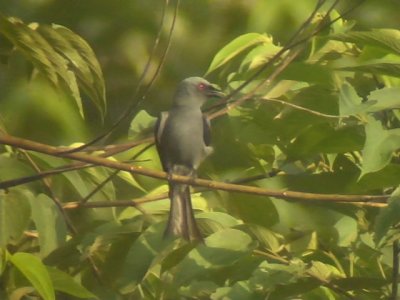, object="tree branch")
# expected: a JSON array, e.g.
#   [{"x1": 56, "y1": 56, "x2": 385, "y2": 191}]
[{"x1": 0, "y1": 133, "x2": 388, "y2": 204}]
